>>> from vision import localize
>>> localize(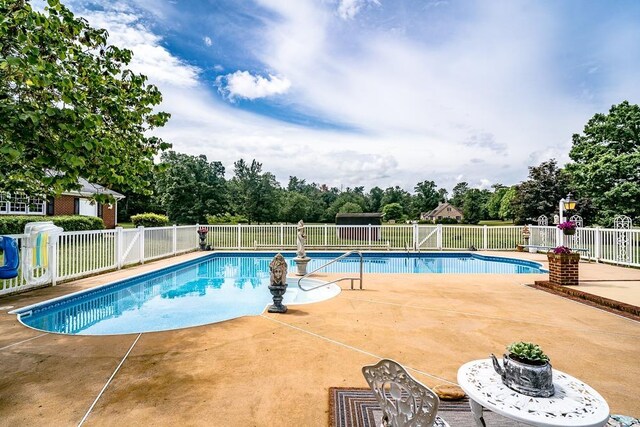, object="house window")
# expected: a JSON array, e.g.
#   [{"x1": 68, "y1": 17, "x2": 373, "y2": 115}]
[
  {"x1": 97, "y1": 203, "x2": 103, "y2": 218},
  {"x1": 447, "y1": 207, "x2": 451, "y2": 212},
  {"x1": 74, "y1": 198, "x2": 80, "y2": 215},
  {"x1": 456, "y1": 216, "x2": 461, "y2": 220}
]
